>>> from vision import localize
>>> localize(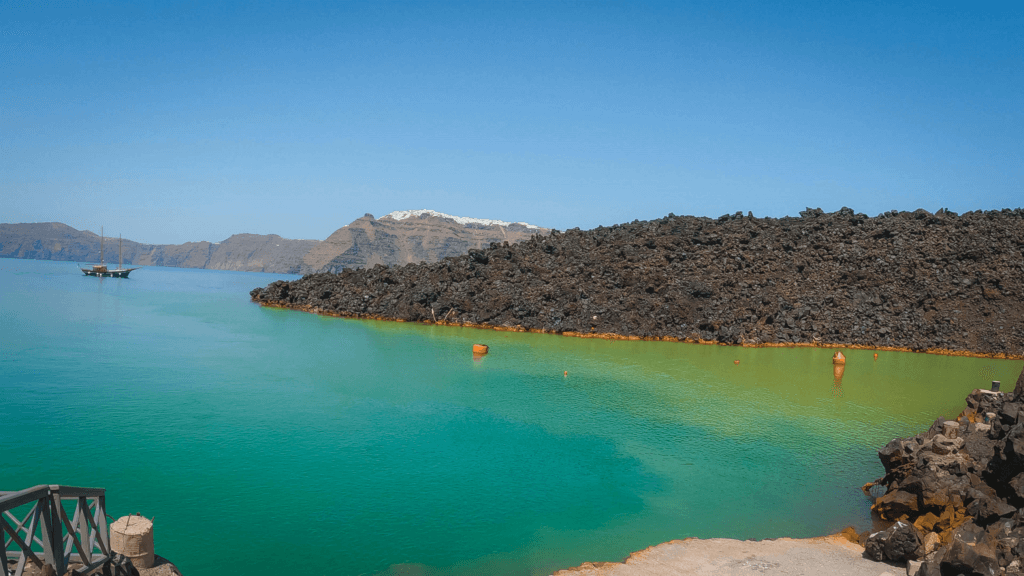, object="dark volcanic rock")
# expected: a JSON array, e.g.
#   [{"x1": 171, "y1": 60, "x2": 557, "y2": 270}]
[
  {"x1": 934, "y1": 524, "x2": 1001, "y2": 575},
  {"x1": 865, "y1": 521, "x2": 922, "y2": 562},
  {"x1": 252, "y1": 207, "x2": 1024, "y2": 356},
  {"x1": 870, "y1": 376, "x2": 1024, "y2": 574}
]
